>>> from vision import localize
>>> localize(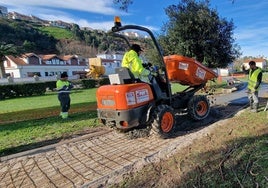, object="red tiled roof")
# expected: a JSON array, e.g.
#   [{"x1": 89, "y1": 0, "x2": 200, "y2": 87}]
[
  {"x1": 39, "y1": 54, "x2": 58, "y2": 60},
  {"x1": 244, "y1": 58, "x2": 266, "y2": 63},
  {"x1": 6, "y1": 55, "x2": 27, "y2": 66},
  {"x1": 6, "y1": 53, "x2": 83, "y2": 66},
  {"x1": 60, "y1": 55, "x2": 76, "y2": 61},
  {"x1": 21, "y1": 53, "x2": 38, "y2": 58}
]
